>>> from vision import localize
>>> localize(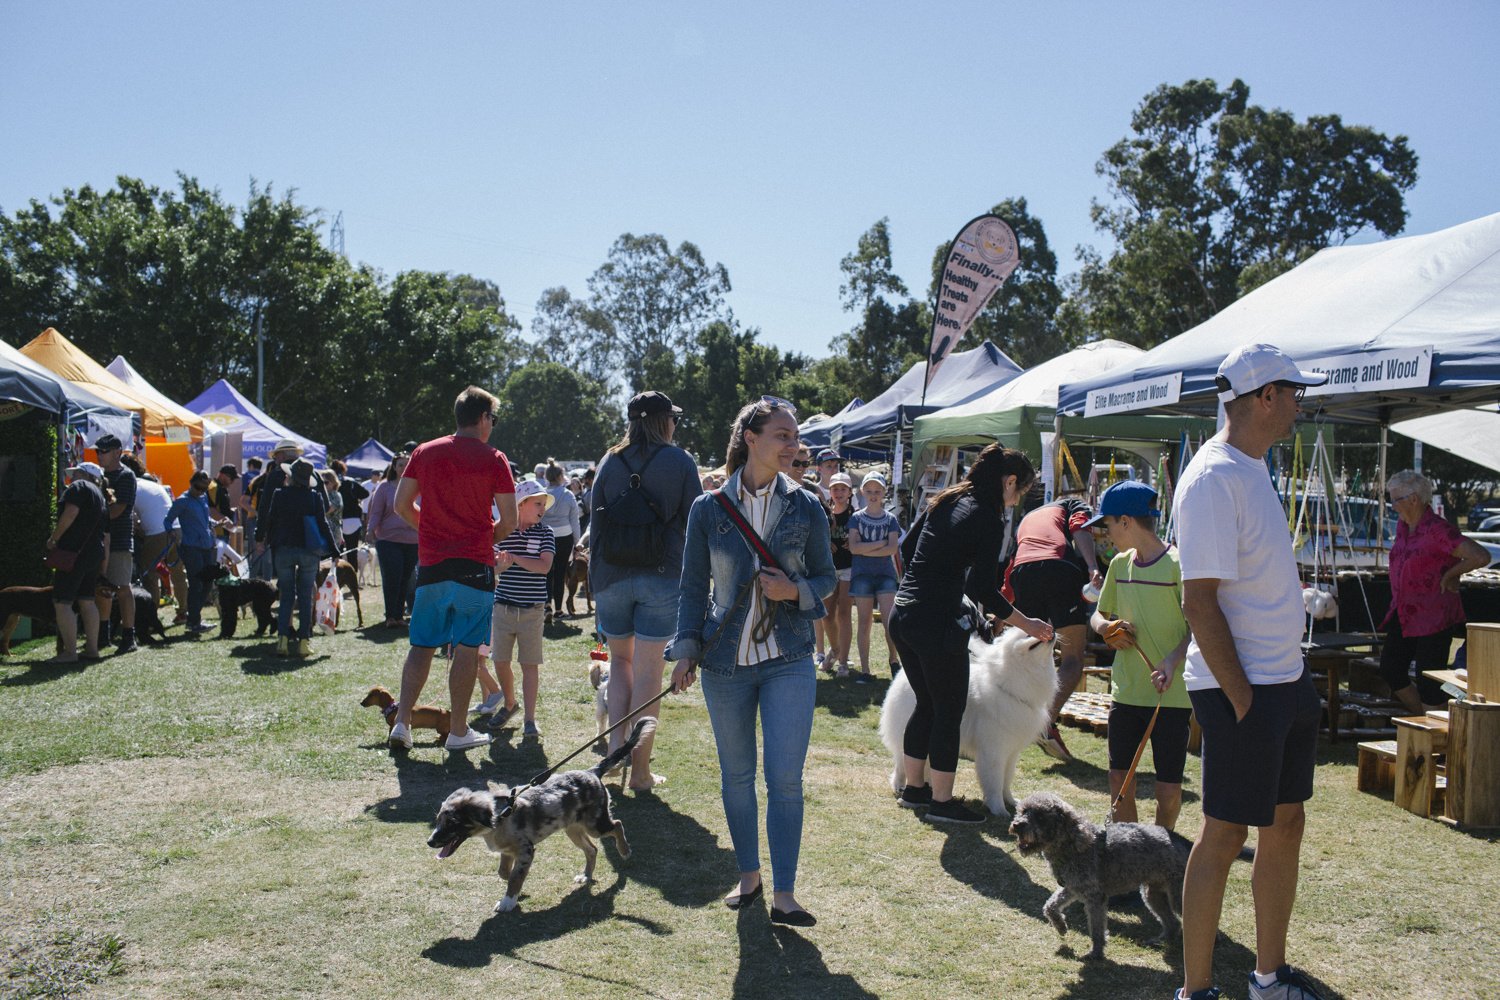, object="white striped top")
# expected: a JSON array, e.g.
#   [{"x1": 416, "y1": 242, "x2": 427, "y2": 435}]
[{"x1": 735, "y1": 477, "x2": 782, "y2": 666}]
